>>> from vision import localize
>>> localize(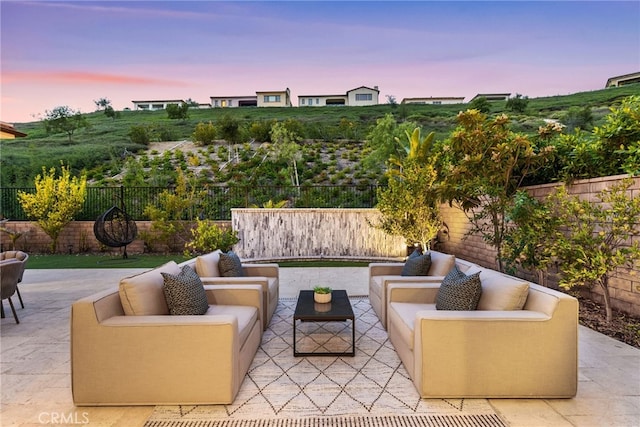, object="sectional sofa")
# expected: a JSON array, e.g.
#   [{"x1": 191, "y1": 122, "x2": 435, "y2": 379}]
[
  {"x1": 71, "y1": 252, "x2": 279, "y2": 406},
  {"x1": 179, "y1": 249, "x2": 279, "y2": 329},
  {"x1": 369, "y1": 252, "x2": 579, "y2": 398}
]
